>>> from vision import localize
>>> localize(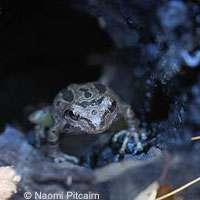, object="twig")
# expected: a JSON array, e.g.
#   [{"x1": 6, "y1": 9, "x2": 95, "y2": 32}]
[
  {"x1": 191, "y1": 136, "x2": 200, "y2": 141},
  {"x1": 155, "y1": 176, "x2": 200, "y2": 200}
]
